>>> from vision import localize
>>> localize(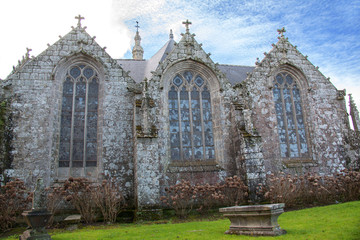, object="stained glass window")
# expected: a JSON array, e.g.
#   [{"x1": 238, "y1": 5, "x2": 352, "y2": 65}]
[
  {"x1": 59, "y1": 64, "x2": 99, "y2": 168},
  {"x1": 169, "y1": 72, "x2": 215, "y2": 161},
  {"x1": 273, "y1": 72, "x2": 309, "y2": 158}
]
